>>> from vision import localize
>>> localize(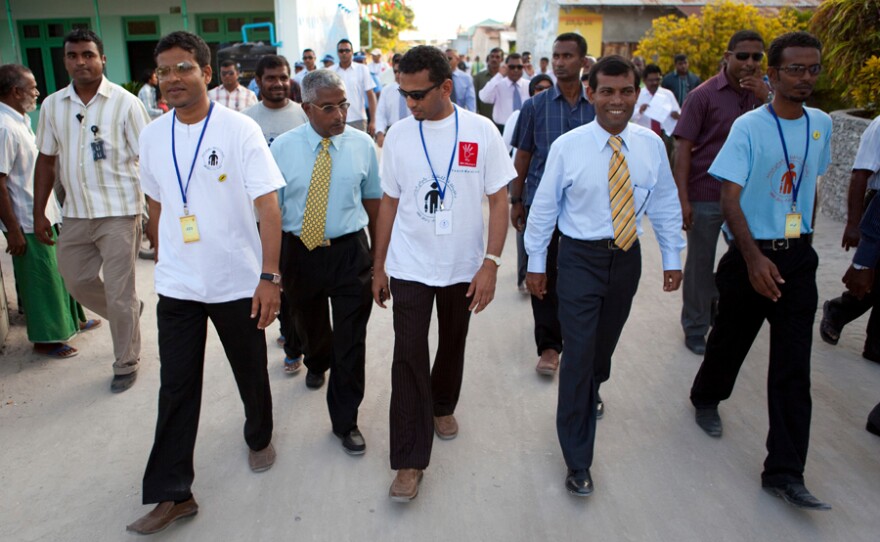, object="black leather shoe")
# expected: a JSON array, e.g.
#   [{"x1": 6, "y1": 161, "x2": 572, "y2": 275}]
[
  {"x1": 565, "y1": 469, "x2": 593, "y2": 497},
  {"x1": 305, "y1": 371, "x2": 325, "y2": 389},
  {"x1": 763, "y1": 482, "x2": 831, "y2": 511},
  {"x1": 111, "y1": 371, "x2": 137, "y2": 393},
  {"x1": 867, "y1": 403, "x2": 880, "y2": 437},
  {"x1": 695, "y1": 407, "x2": 722, "y2": 437},
  {"x1": 861, "y1": 349, "x2": 880, "y2": 364},
  {"x1": 685, "y1": 335, "x2": 706, "y2": 355},
  {"x1": 334, "y1": 428, "x2": 366, "y2": 455},
  {"x1": 596, "y1": 391, "x2": 604, "y2": 420},
  {"x1": 819, "y1": 301, "x2": 840, "y2": 345}
]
